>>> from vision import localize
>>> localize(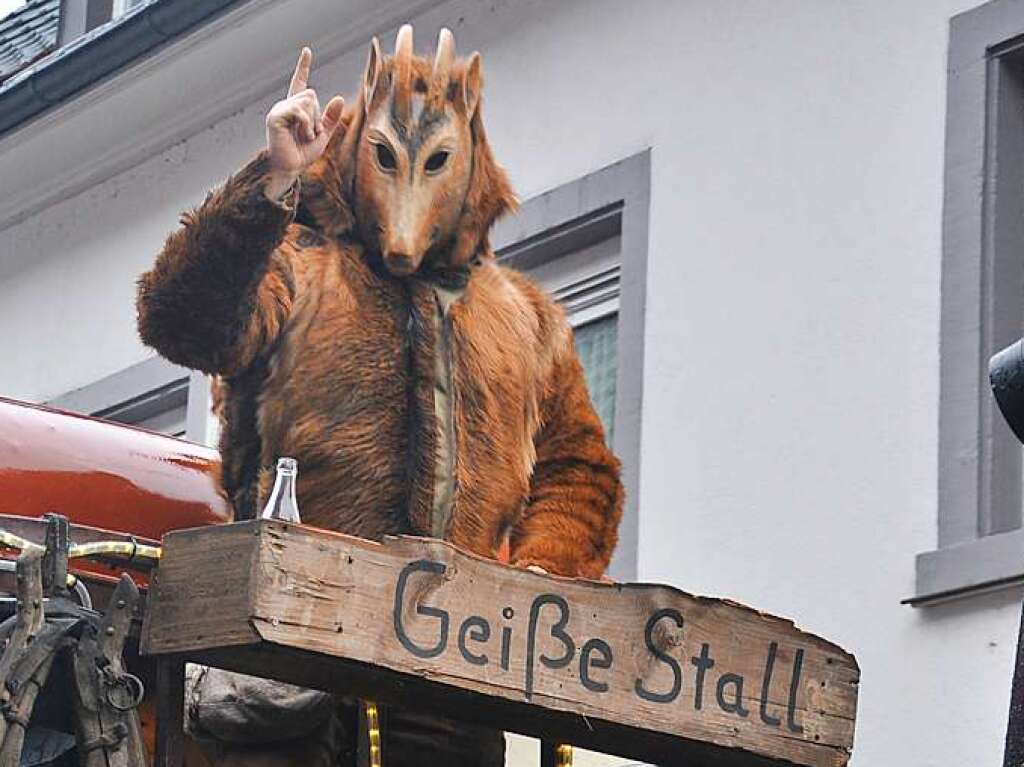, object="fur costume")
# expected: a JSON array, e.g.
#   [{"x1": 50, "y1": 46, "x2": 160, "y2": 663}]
[{"x1": 136, "y1": 46, "x2": 623, "y2": 580}]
